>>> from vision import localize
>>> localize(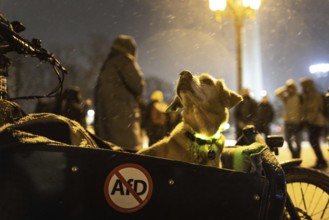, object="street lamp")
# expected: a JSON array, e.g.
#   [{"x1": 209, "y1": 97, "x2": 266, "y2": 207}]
[{"x1": 209, "y1": 0, "x2": 262, "y2": 92}]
